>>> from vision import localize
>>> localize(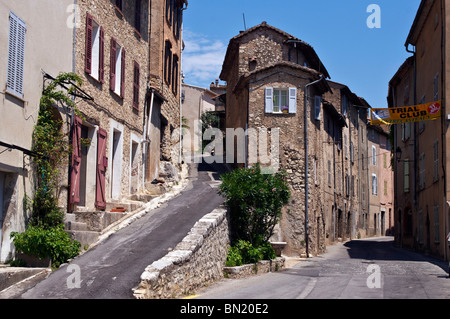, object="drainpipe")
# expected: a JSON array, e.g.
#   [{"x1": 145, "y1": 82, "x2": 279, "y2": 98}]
[{"x1": 304, "y1": 75, "x2": 324, "y2": 258}]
